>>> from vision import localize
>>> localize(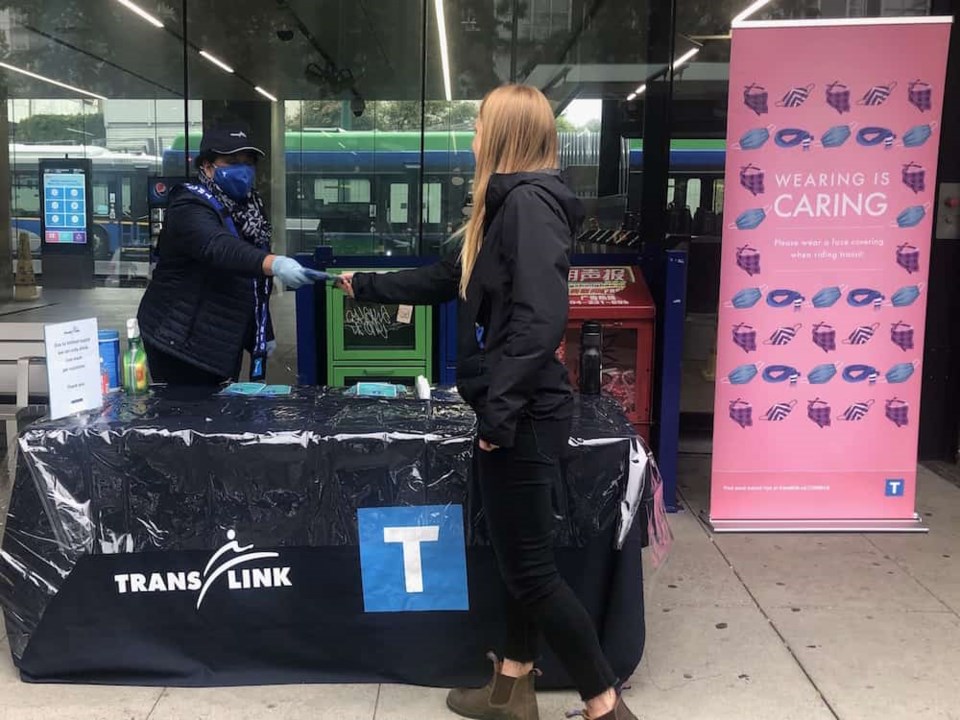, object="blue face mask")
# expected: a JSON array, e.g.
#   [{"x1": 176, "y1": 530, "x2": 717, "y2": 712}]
[
  {"x1": 732, "y1": 288, "x2": 762, "y2": 309},
  {"x1": 808, "y1": 364, "x2": 837, "y2": 385},
  {"x1": 903, "y1": 124, "x2": 933, "y2": 148},
  {"x1": 213, "y1": 163, "x2": 256, "y2": 201},
  {"x1": 891, "y1": 285, "x2": 921, "y2": 307},
  {"x1": 740, "y1": 128, "x2": 770, "y2": 150},
  {"x1": 886, "y1": 363, "x2": 915, "y2": 384},
  {"x1": 812, "y1": 286, "x2": 842, "y2": 308},
  {"x1": 735, "y1": 208, "x2": 766, "y2": 231},
  {"x1": 821, "y1": 125, "x2": 851, "y2": 148},
  {"x1": 896, "y1": 205, "x2": 926, "y2": 228},
  {"x1": 729, "y1": 364, "x2": 758, "y2": 385}
]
